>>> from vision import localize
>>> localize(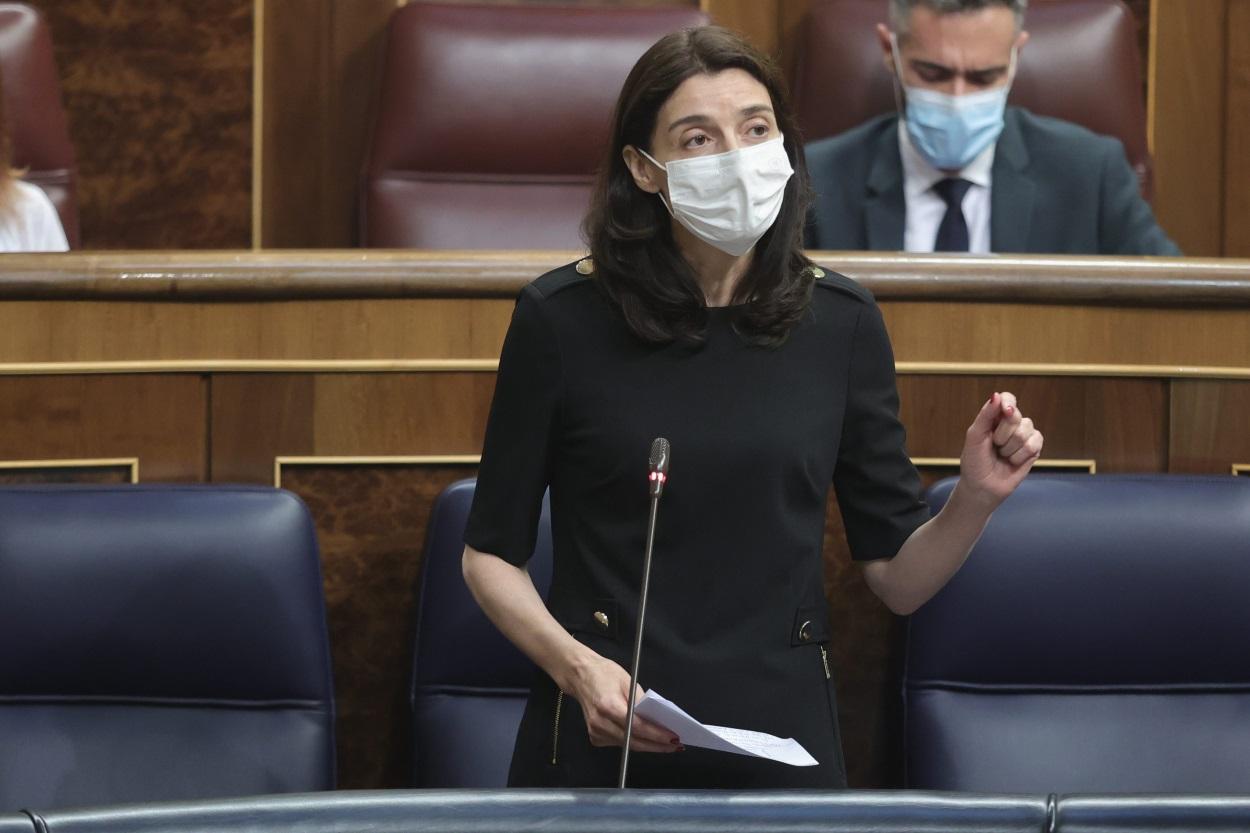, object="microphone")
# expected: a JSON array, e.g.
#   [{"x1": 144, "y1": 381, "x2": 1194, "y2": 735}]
[
  {"x1": 618, "y1": 437, "x2": 670, "y2": 788},
  {"x1": 648, "y1": 437, "x2": 670, "y2": 498}
]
